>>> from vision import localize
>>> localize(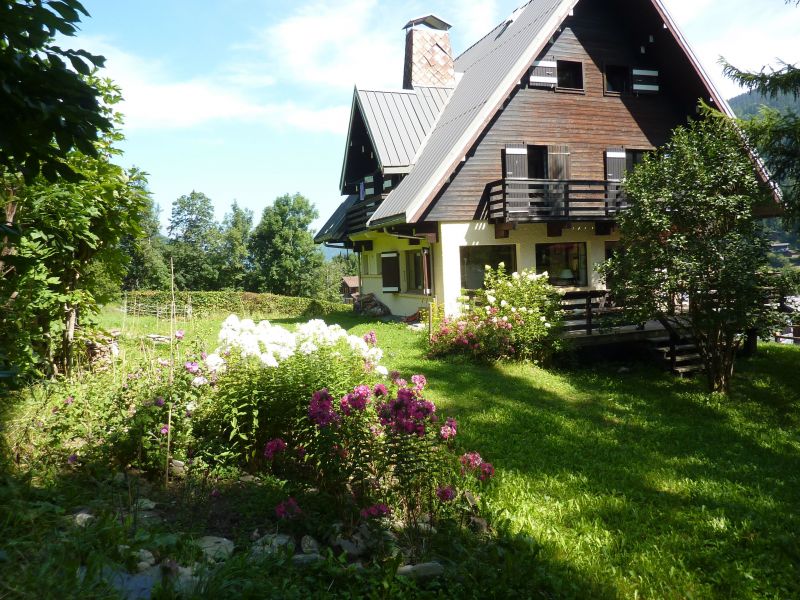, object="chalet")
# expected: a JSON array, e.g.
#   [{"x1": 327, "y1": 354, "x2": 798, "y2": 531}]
[
  {"x1": 315, "y1": 0, "x2": 778, "y2": 319},
  {"x1": 341, "y1": 275, "x2": 360, "y2": 303}
]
